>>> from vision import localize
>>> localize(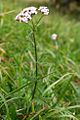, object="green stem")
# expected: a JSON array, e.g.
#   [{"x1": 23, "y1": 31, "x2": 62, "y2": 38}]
[
  {"x1": 31, "y1": 20, "x2": 38, "y2": 100},
  {"x1": 35, "y1": 15, "x2": 44, "y2": 27}
]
